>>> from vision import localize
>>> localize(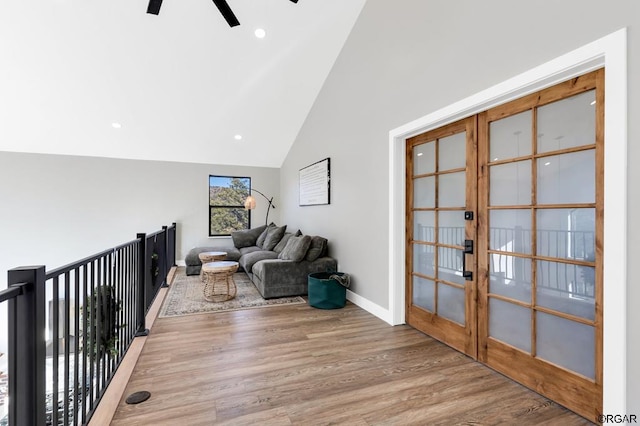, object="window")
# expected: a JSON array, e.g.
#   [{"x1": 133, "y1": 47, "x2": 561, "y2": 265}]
[{"x1": 209, "y1": 175, "x2": 251, "y2": 236}]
